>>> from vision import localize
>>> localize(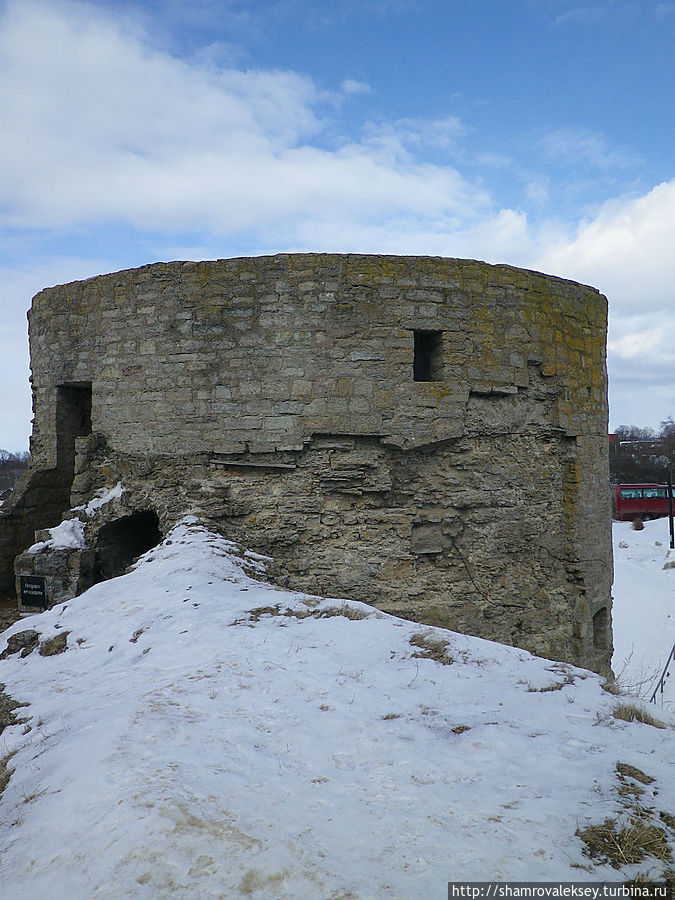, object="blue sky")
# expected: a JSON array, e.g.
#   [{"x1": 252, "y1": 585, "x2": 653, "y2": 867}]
[{"x1": 1, "y1": 0, "x2": 674, "y2": 450}]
